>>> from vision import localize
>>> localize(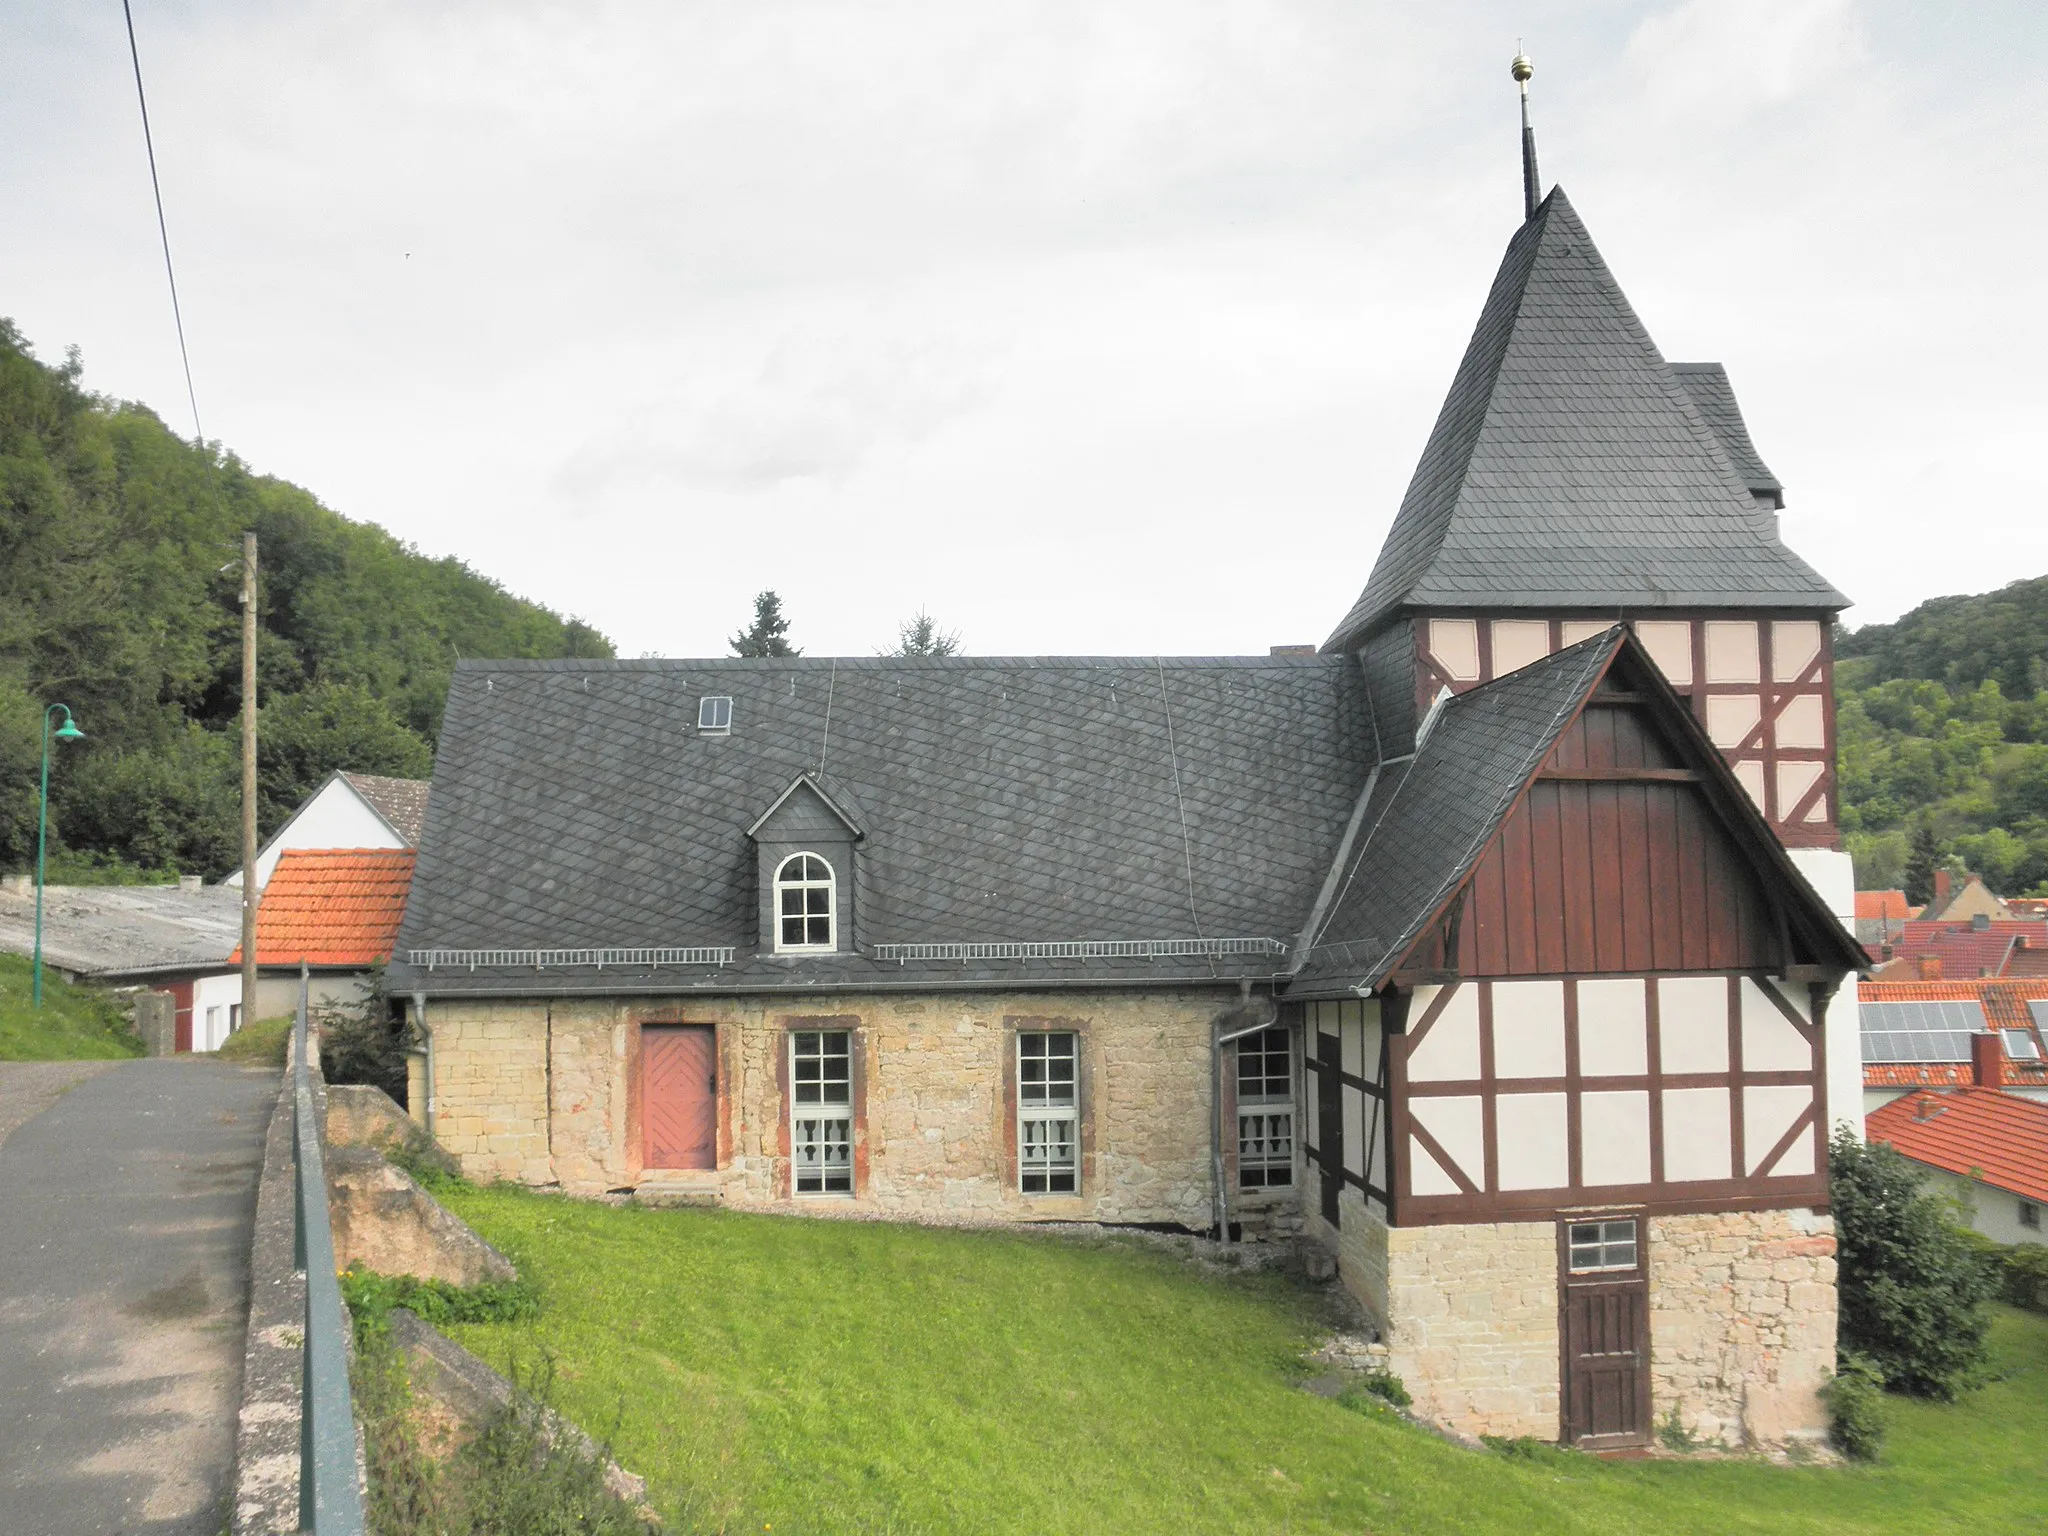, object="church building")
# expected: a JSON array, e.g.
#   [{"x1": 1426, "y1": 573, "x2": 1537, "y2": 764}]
[{"x1": 387, "y1": 85, "x2": 1864, "y2": 1452}]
